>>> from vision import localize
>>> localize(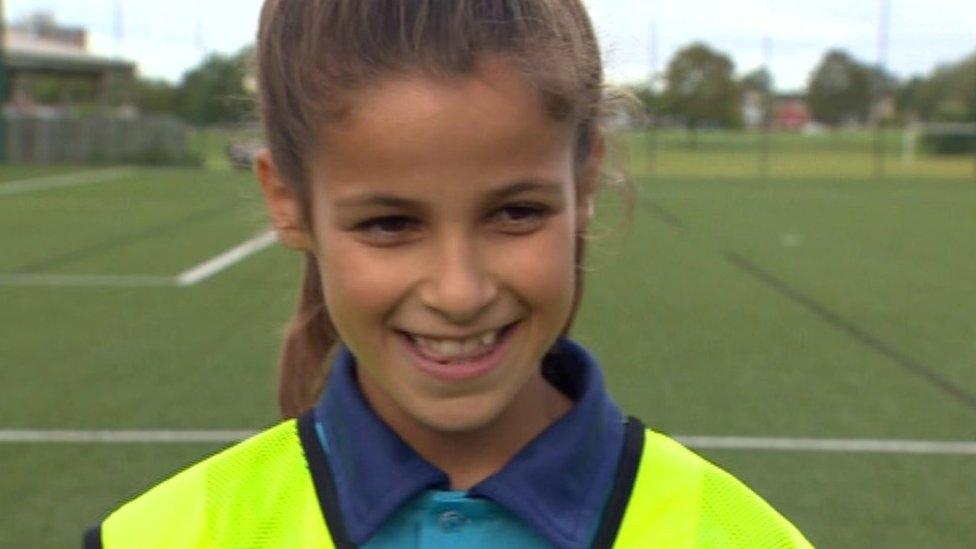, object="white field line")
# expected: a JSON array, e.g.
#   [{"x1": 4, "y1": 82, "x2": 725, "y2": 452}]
[
  {"x1": 1, "y1": 430, "x2": 975, "y2": 455},
  {"x1": 0, "y1": 168, "x2": 135, "y2": 197},
  {"x1": 0, "y1": 273, "x2": 175, "y2": 287},
  {"x1": 0, "y1": 231, "x2": 277, "y2": 288},
  {"x1": 0, "y1": 430, "x2": 256, "y2": 444},
  {"x1": 674, "y1": 435, "x2": 976, "y2": 455},
  {"x1": 176, "y1": 230, "x2": 277, "y2": 287}
]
